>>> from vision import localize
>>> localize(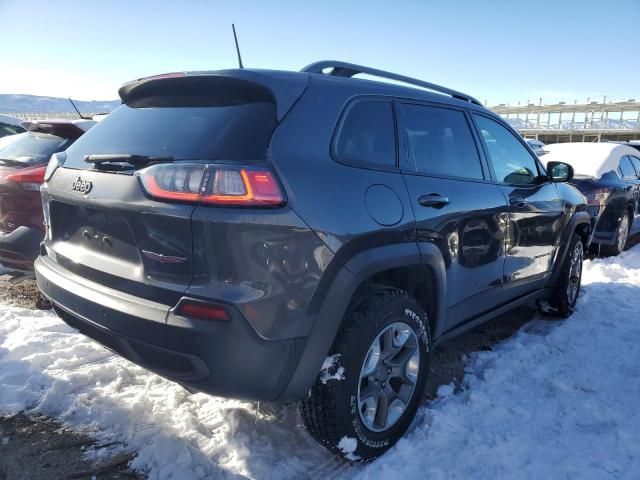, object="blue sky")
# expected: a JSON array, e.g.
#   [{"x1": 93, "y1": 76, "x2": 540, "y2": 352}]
[{"x1": 1, "y1": 0, "x2": 638, "y2": 105}]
